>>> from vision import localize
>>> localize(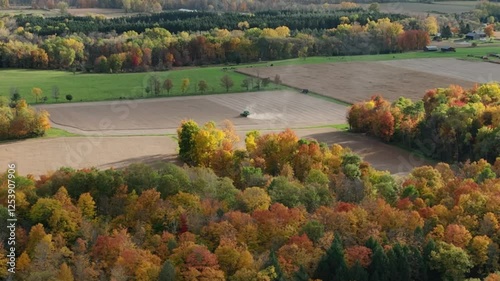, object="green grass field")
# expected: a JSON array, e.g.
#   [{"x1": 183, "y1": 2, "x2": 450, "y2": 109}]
[
  {"x1": 1, "y1": 45, "x2": 498, "y2": 104},
  {"x1": 0, "y1": 67, "x2": 284, "y2": 104}
]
